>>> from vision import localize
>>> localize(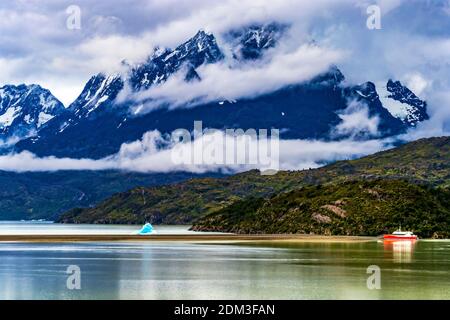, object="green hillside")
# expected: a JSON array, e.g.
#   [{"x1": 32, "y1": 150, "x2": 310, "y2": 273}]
[
  {"x1": 0, "y1": 171, "x2": 214, "y2": 220},
  {"x1": 192, "y1": 179, "x2": 450, "y2": 238},
  {"x1": 57, "y1": 136, "x2": 450, "y2": 228}
]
